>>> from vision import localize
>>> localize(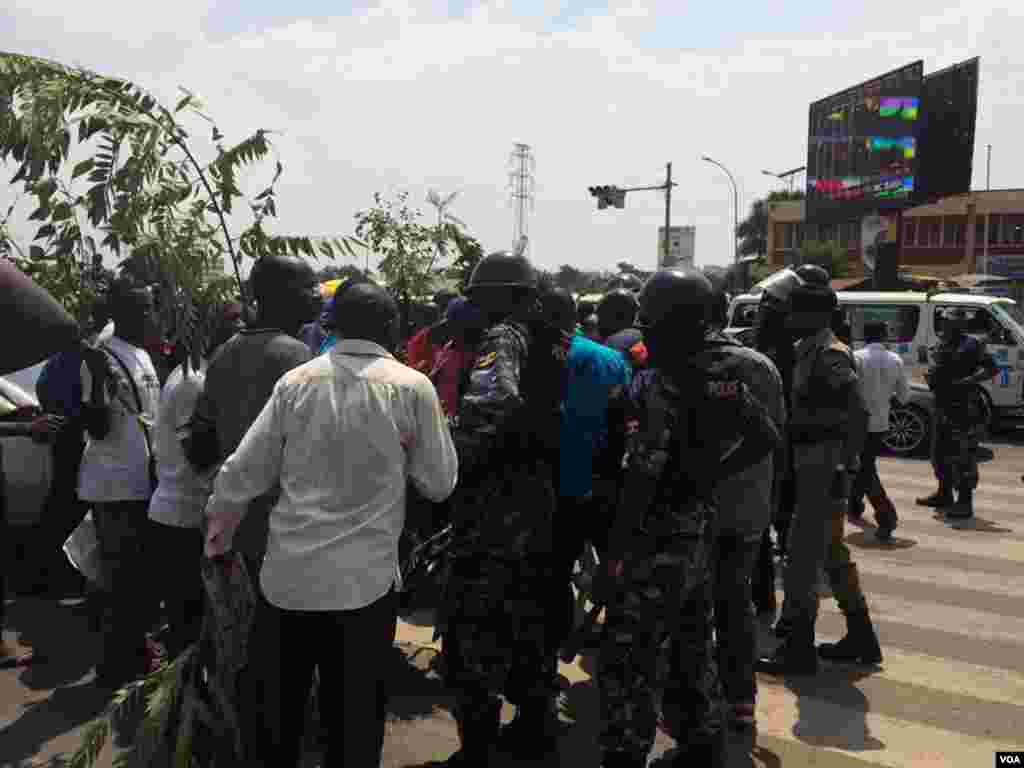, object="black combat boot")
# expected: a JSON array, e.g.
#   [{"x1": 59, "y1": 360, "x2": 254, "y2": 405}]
[
  {"x1": 758, "y1": 619, "x2": 819, "y2": 676},
  {"x1": 916, "y1": 486, "x2": 954, "y2": 508},
  {"x1": 497, "y1": 696, "x2": 559, "y2": 759},
  {"x1": 946, "y1": 489, "x2": 974, "y2": 519},
  {"x1": 672, "y1": 729, "x2": 726, "y2": 768},
  {"x1": 818, "y1": 610, "x2": 883, "y2": 665}
]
